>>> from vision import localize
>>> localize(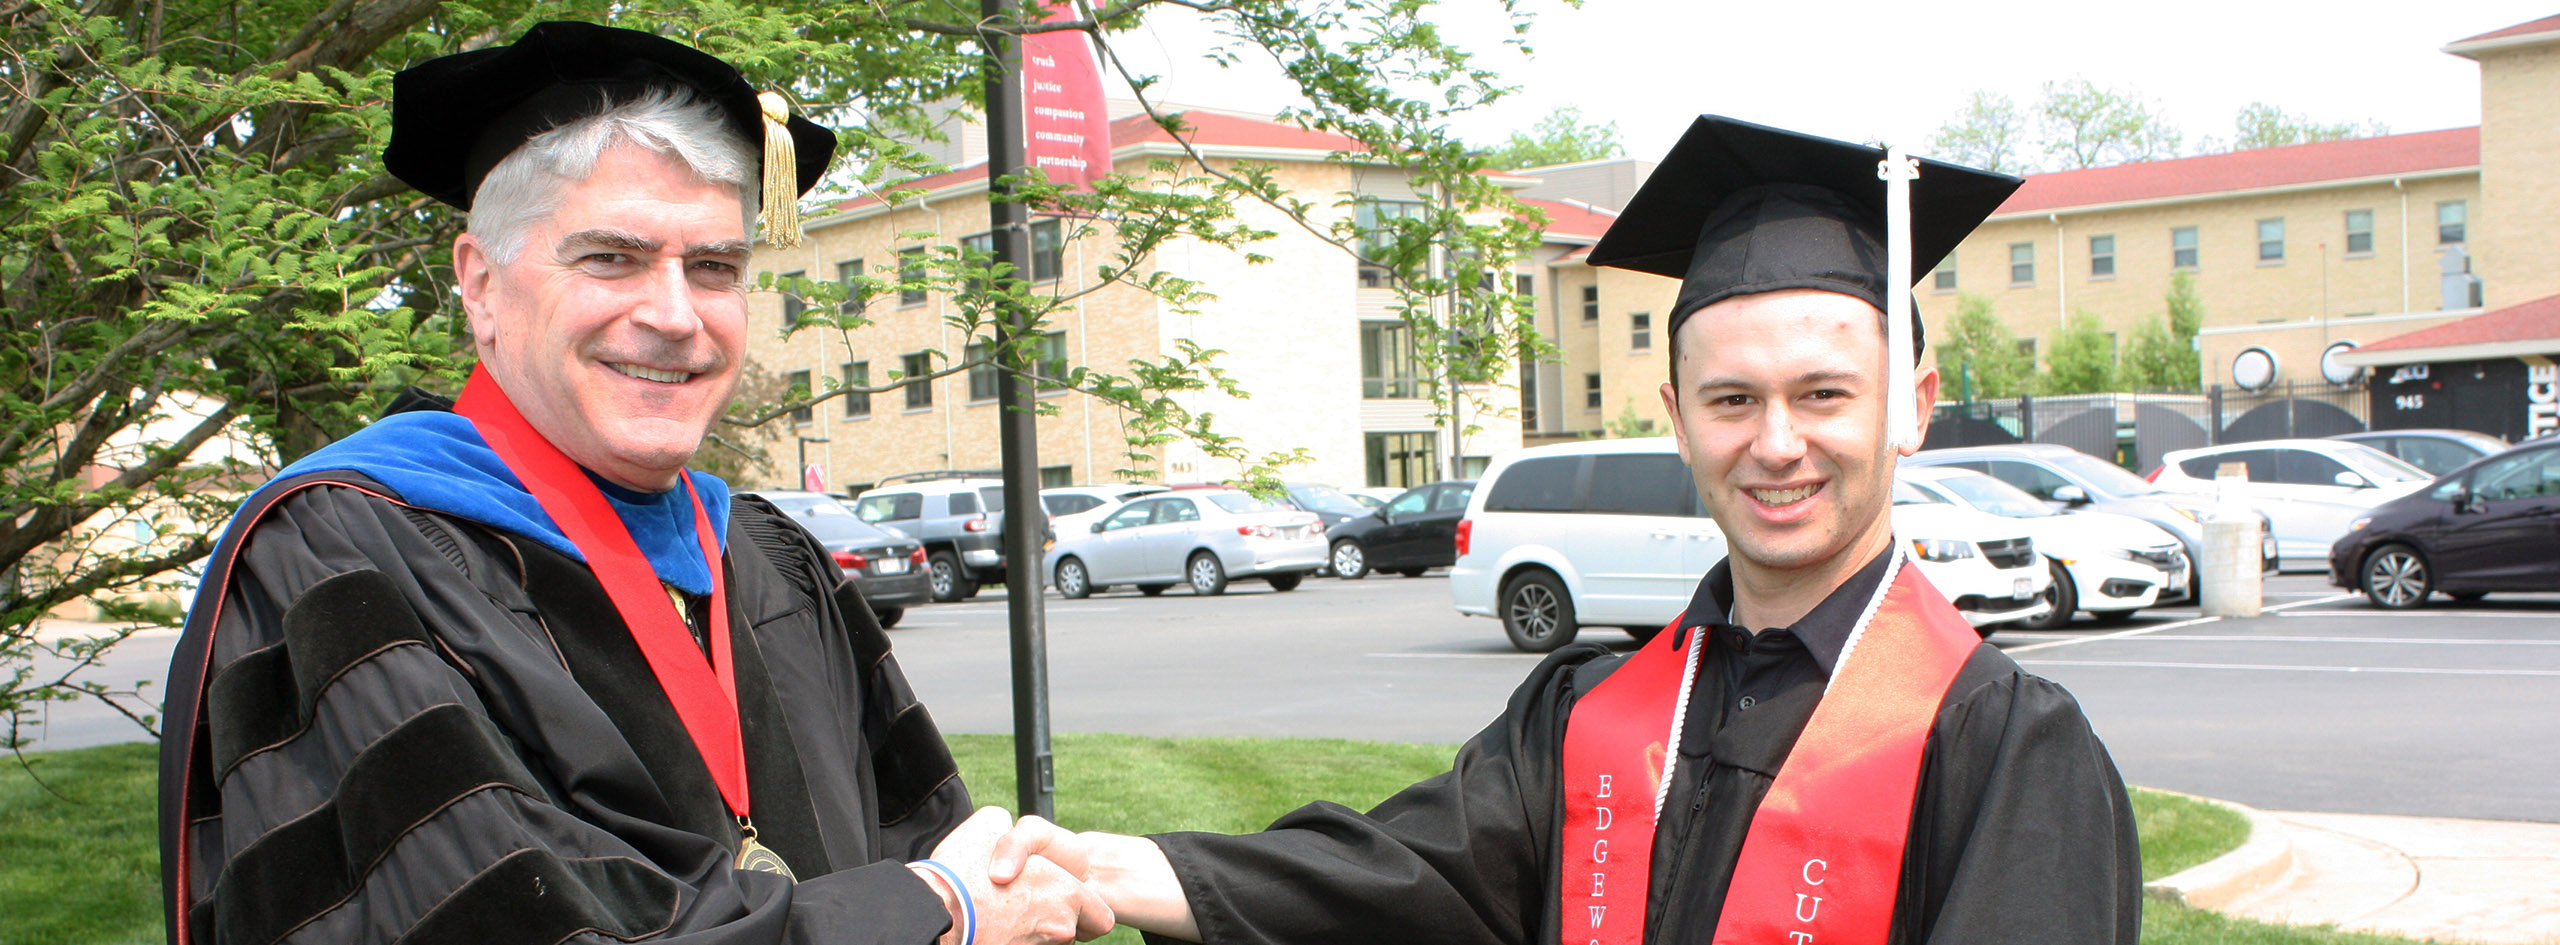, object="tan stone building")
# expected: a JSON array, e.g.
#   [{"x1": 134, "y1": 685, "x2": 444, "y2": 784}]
[
  {"x1": 1531, "y1": 13, "x2": 2560, "y2": 438},
  {"x1": 739, "y1": 109, "x2": 1529, "y2": 492}
]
